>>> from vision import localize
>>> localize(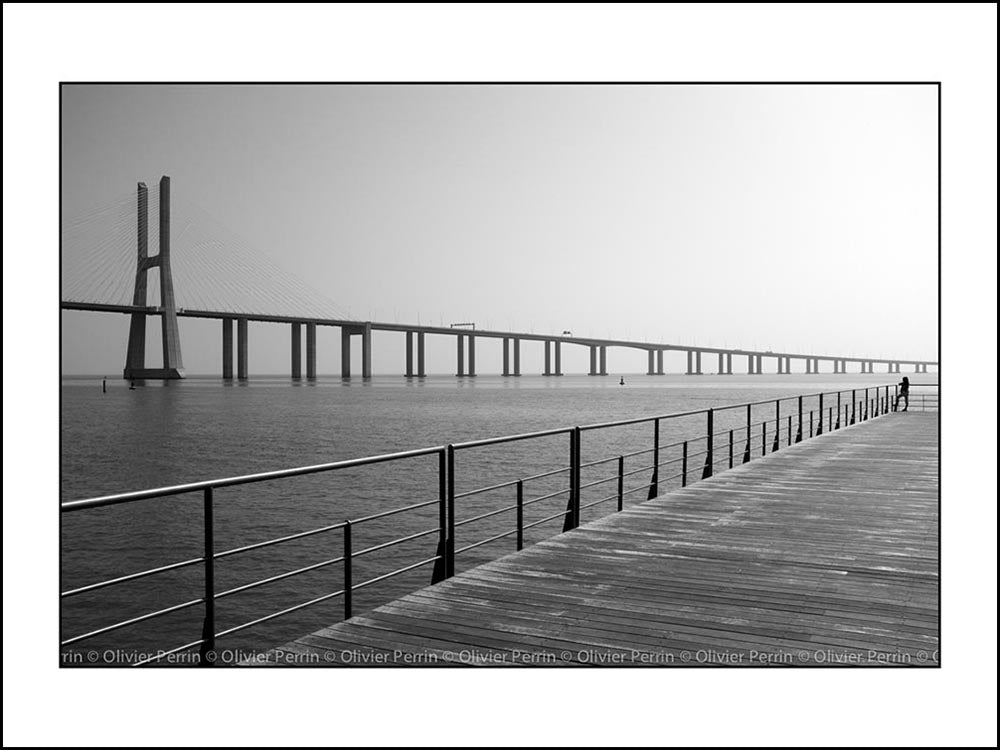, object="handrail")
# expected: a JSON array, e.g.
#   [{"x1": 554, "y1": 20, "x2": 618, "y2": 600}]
[{"x1": 60, "y1": 381, "x2": 933, "y2": 665}]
